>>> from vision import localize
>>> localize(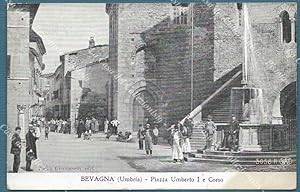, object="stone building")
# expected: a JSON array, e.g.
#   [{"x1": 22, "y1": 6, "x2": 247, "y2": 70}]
[
  {"x1": 47, "y1": 40, "x2": 110, "y2": 132},
  {"x1": 42, "y1": 65, "x2": 65, "y2": 119},
  {"x1": 7, "y1": 4, "x2": 46, "y2": 139},
  {"x1": 106, "y1": 3, "x2": 296, "y2": 133}
]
